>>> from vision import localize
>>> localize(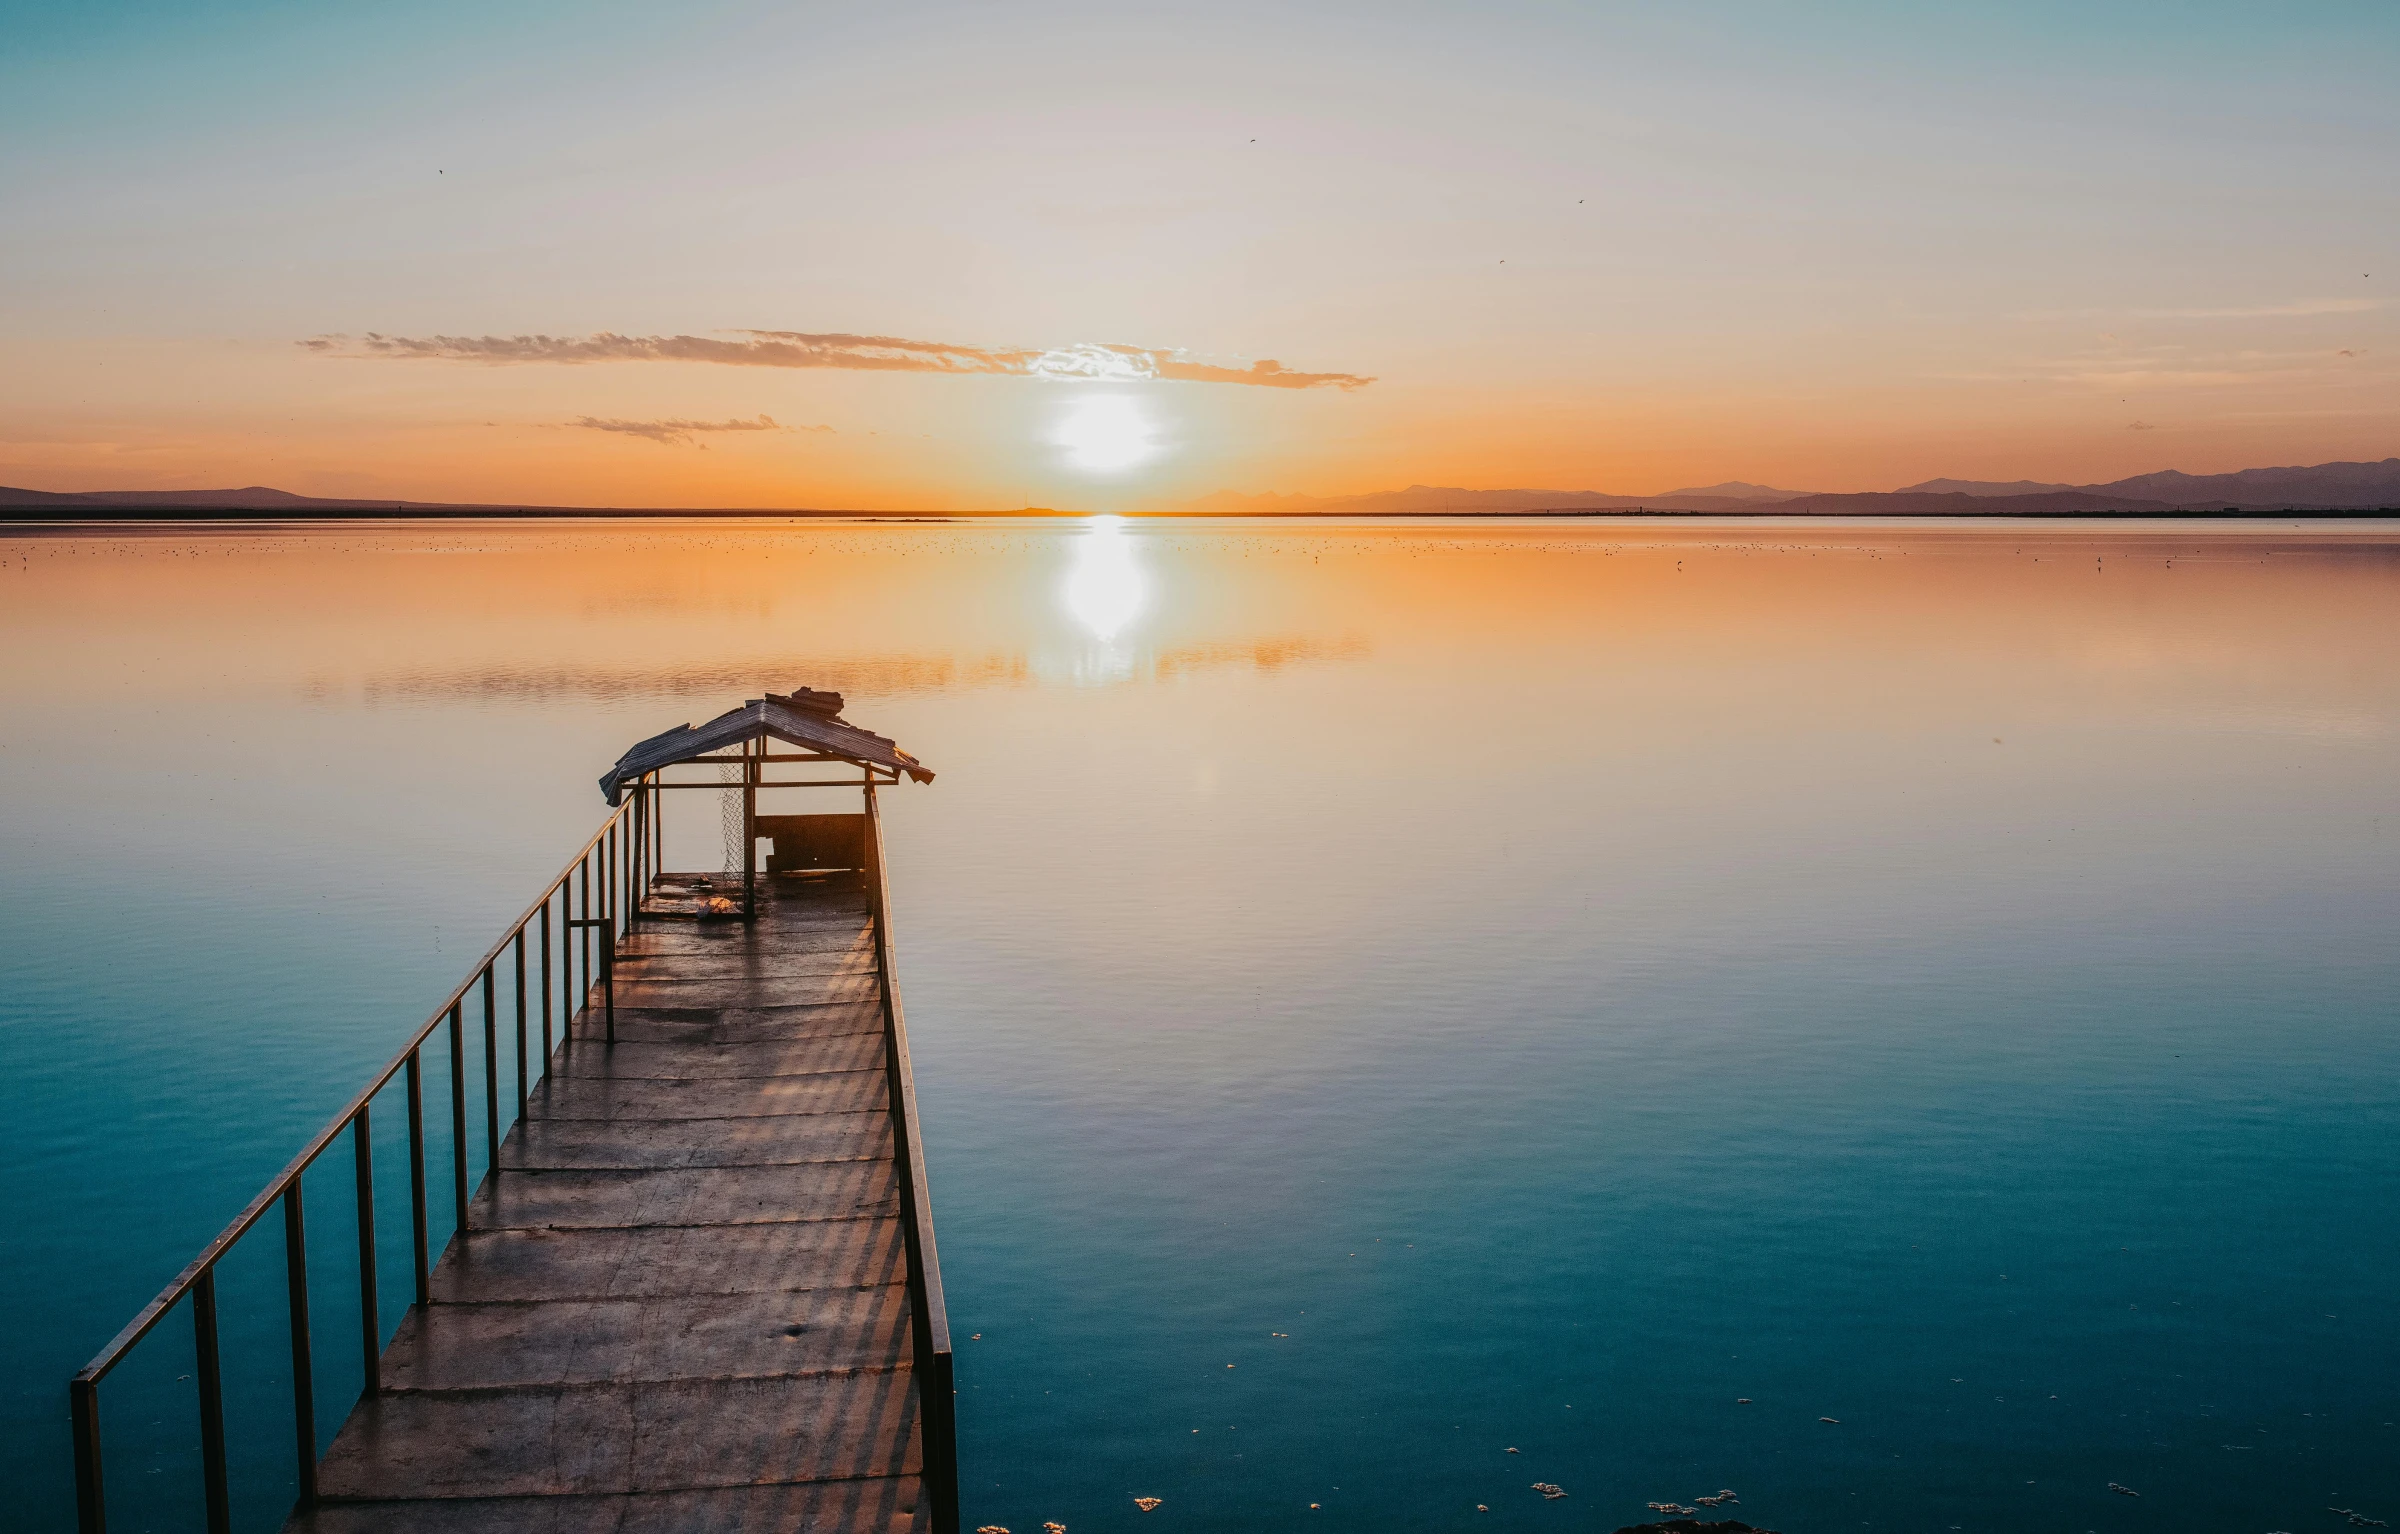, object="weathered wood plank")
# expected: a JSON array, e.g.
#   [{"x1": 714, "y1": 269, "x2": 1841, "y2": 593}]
[
  {"x1": 478, "y1": 1162, "x2": 898, "y2": 1231},
  {"x1": 379, "y1": 1284, "x2": 911, "y2": 1389},
  {"x1": 608, "y1": 975, "x2": 881, "y2": 1008},
  {"x1": 620, "y1": 915, "x2": 869, "y2": 945},
  {"x1": 426, "y1": 1220, "x2": 906, "y2": 1305},
  {"x1": 613, "y1": 950, "x2": 877, "y2": 981},
  {"x1": 501, "y1": 1114, "x2": 892, "y2": 1172},
  {"x1": 546, "y1": 1035, "x2": 883, "y2": 1082},
  {"x1": 314, "y1": 1370, "x2": 920, "y2": 1499},
  {"x1": 584, "y1": 1004, "x2": 883, "y2": 1045},
  {"x1": 292, "y1": 1478, "x2": 926, "y2": 1534},
  {"x1": 624, "y1": 906, "x2": 868, "y2": 950},
  {"x1": 617, "y1": 928, "x2": 873, "y2": 961},
  {"x1": 527, "y1": 1071, "x2": 884, "y2": 1122}
]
